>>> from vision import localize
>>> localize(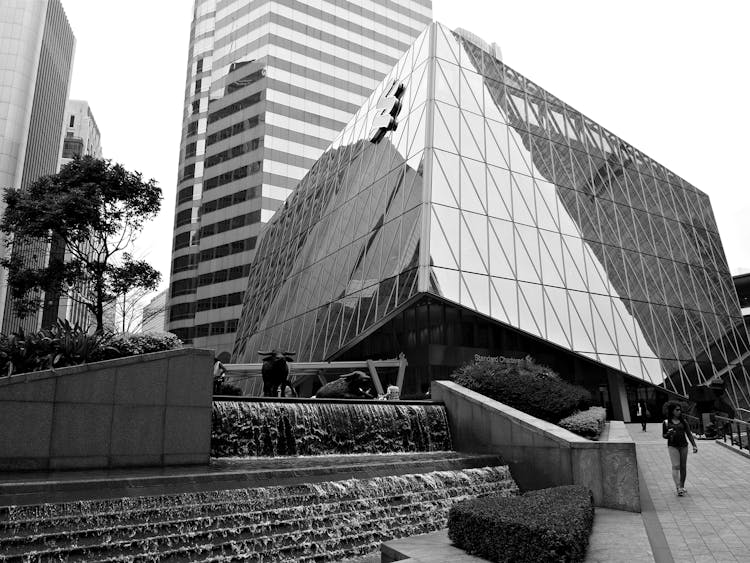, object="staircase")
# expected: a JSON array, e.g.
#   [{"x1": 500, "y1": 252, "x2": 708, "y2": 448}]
[{"x1": 0, "y1": 400, "x2": 519, "y2": 561}]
